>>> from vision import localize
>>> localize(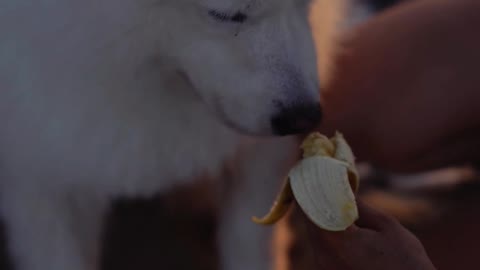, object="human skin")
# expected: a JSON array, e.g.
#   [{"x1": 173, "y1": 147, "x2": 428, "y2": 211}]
[
  {"x1": 319, "y1": 0, "x2": 480, "y2": 173},
  {"x1": 299, "y1": 0, "x2": 480, "y2": 268},
  {"x1": 296, "y1": 200, "x2": 437, "y2": 270}
]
